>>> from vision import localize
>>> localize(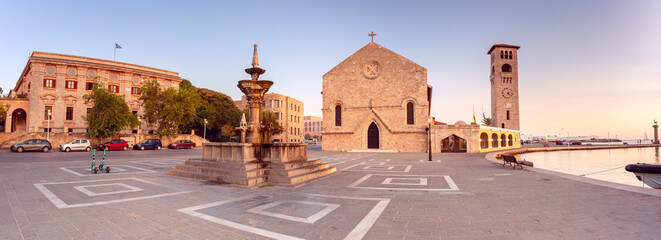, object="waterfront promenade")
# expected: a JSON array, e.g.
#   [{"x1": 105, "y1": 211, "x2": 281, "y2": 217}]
[{"x1": 0, "y1": 147, "x2": 659, "y2": 239}]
